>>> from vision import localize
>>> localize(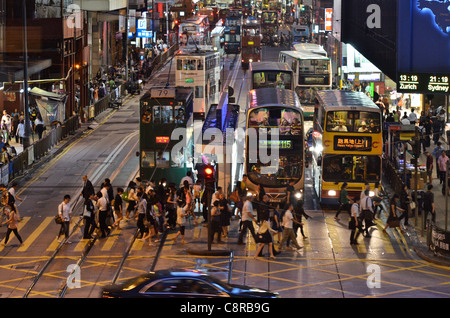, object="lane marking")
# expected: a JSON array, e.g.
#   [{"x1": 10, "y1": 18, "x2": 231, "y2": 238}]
[{"x1": 17, "y1": 217, "x2": 53, "y2": 252}]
